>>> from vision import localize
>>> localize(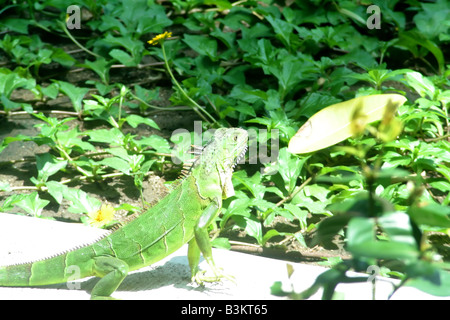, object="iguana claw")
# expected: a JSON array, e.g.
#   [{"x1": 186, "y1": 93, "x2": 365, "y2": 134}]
[{"x1": 192, "y1": 267, "x2": 235, "y2": 286}]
